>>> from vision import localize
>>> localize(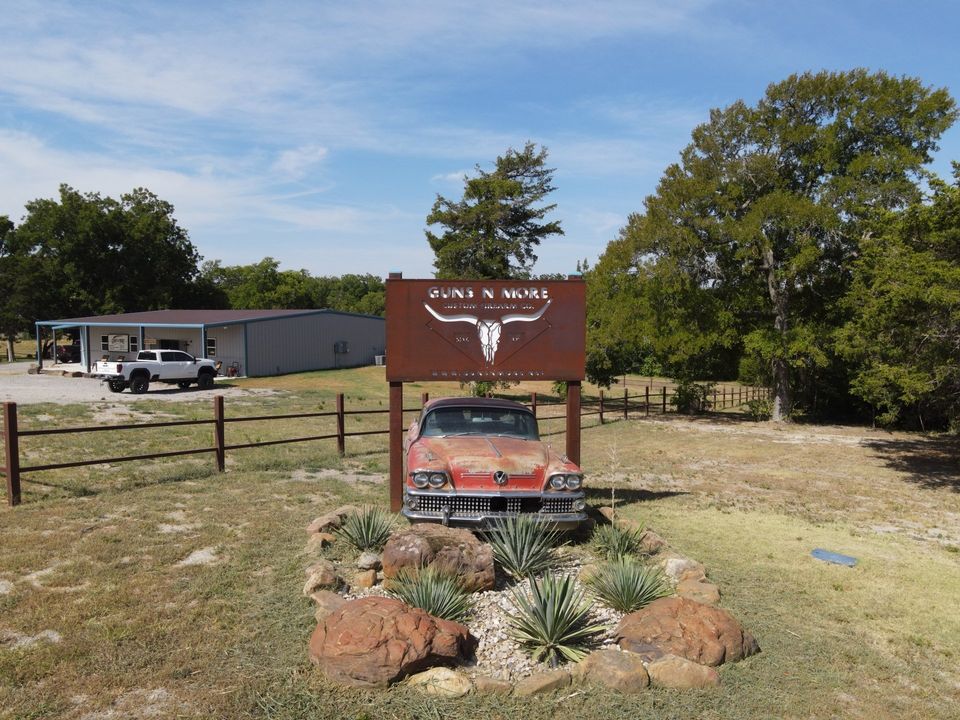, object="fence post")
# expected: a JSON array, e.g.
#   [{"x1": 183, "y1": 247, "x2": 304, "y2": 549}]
[
  {"x1": 3, "y1": 402, "x2": 21, "y2": 506},
  {"x1": 213, "y1": 395, "x2": 225, "y2": 473},
  {"x1": 599, "y1": 390, "x2": 605, "y2": 424},
  {"x1": 713, "y1": 389, "x2": 717, "y2": 410},
  {"x1": 421, "y1": 392, "x2": 429, "y2": 407},
  {"x1": 645, "y1": 386, "x2": 650, "y2": 417},
  {"x1": 531, "y1": 392, "x2": 537, "y2": 418},
  {"x1": 624, "y1": 387, "x2": 629, "y2": 420},
  {"x1": 336, "y1": 393, "x2": 345, "y2": 456},
  {"x1": 662, "y1": 386, "x2": 667, "y2": 413}
]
